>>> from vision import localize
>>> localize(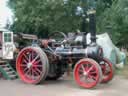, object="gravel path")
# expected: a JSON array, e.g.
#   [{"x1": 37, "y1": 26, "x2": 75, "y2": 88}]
[{"x1": 0, "y1": 75, "x2": 127, "y2": 96}]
